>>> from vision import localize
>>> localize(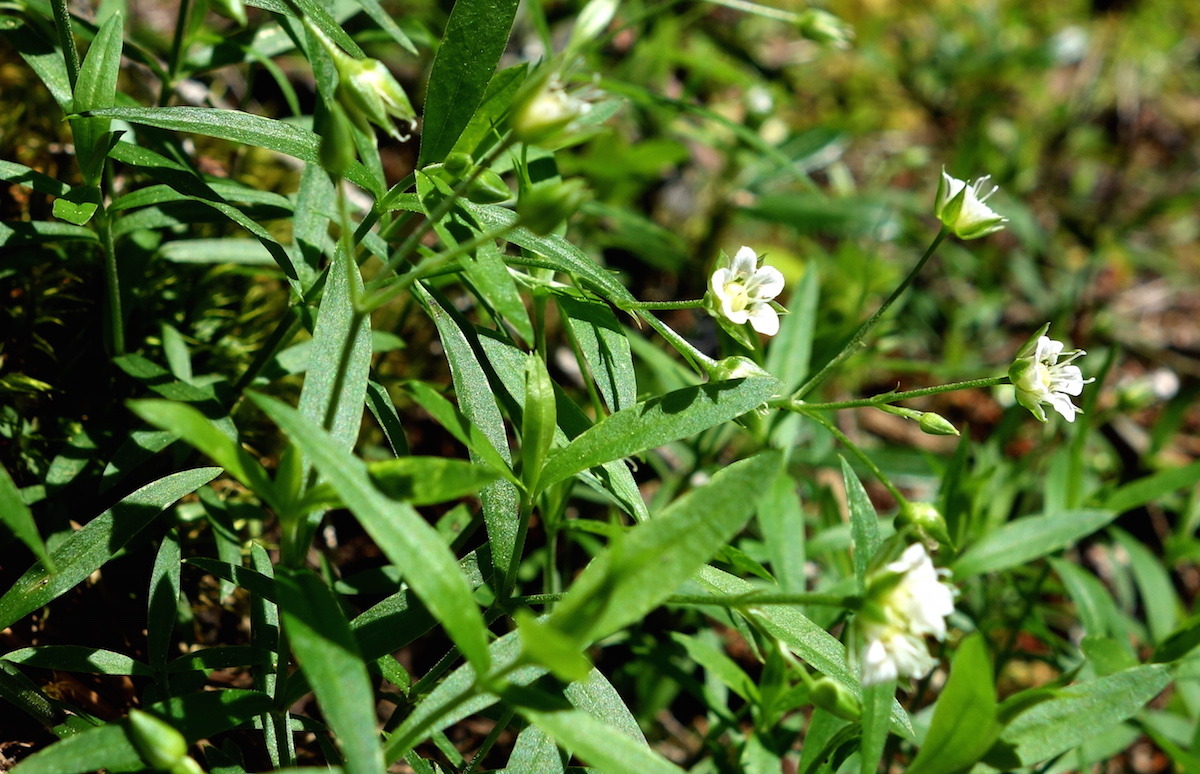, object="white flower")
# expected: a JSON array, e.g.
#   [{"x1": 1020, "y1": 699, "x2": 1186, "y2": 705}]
[
  {"x1": 510, "y1": 73, "x2": 593, "y2": 147},
  {"x1": 1008, "y1": 327, "x2": 1093, "y2": 423},
  {"x1": 709, "y1": 246, "x2": 785, "y2": 336},
  {"x1": 856, "y1": 543, "x2": 956, "y2": 686},
  {"x1": 934, "y1": 169, "x2": 1007, "y2": 239}
]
